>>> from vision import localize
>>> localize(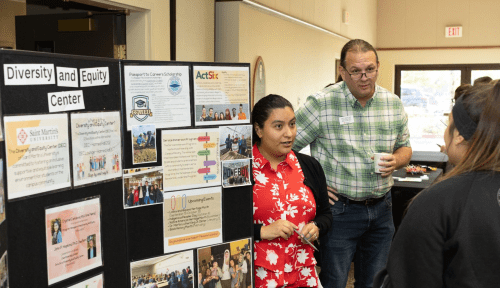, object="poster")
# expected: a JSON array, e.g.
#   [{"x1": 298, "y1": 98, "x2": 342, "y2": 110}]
[
  {"x1": 132, "y1": 124, "x2": 157, "y2": 165},
  {"x1": 162, "y1": 129, "x2": 220, "y2": 191},
  {"x1": 197, "y1": 238, "x2": 252, "y2": 288},
  {"x1": 164, "y1": 187, "x2": 222, "y2": 253},
  {"x1": 219, "y1": 125, "x2": 252, "y2": 161},
  {"x1": 123, "y1": 166, "x2": 164, "y2": 208},
  {"x1": 45, "y1": 197, "x2": 102, "y2": 285},
  {"x1": 4, "y1": 113, "x2": 71, "y2": 199},
  {"x1": 124, "y1": 65, "x2": 191, "y2": 130},
  {"x1": 67, "y1": 273, "x2": 103, "y2": 288},
  {"x1": 0, "y1": 252, "x2": 7, "y2": 288},
  {"x1": 131, "y1": 251, "x2": 194, "y2": 288},
  {"x1": 193, "y1": 66, "x2": 250, "y2": 126},
  {"x1": 71, "y1": 112, "x2": 122, "y2": 187},
  {"x1": 222, "y1": 160, "x2": 251, "y2": 188},
  {"x1": 0, "y1": 159, "x2": 4, "y2": 225}
]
